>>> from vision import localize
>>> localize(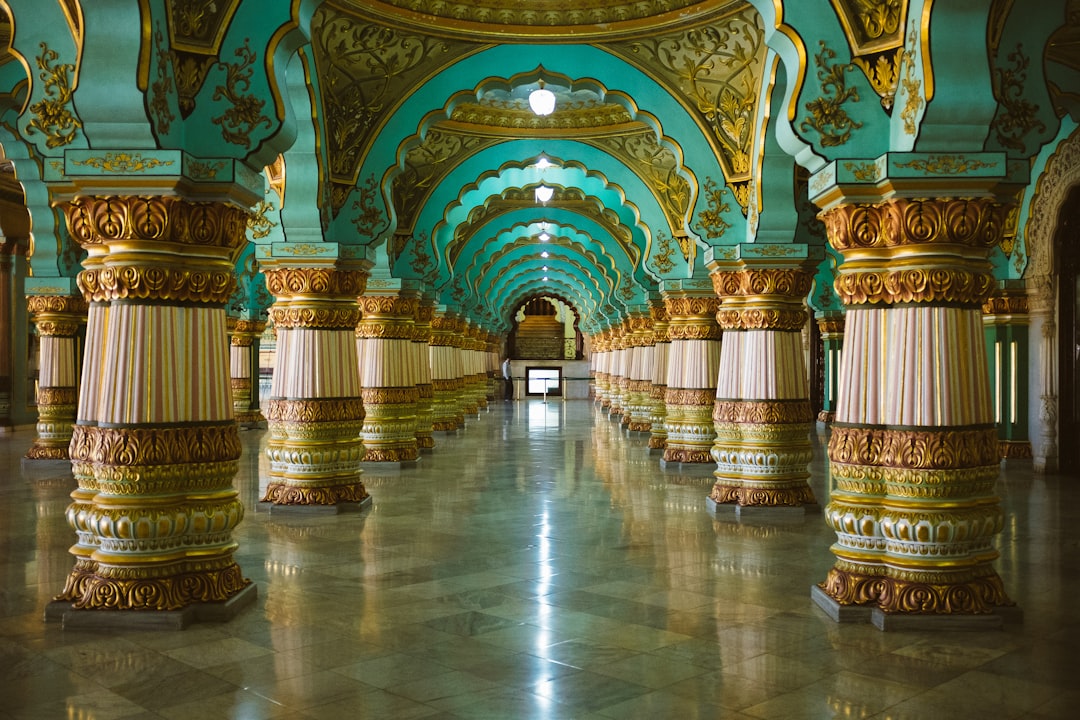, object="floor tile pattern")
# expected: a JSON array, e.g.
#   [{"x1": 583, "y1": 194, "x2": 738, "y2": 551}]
[{"x1": 2, "y1": 400, "x2": 1078, "y2": 719}]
